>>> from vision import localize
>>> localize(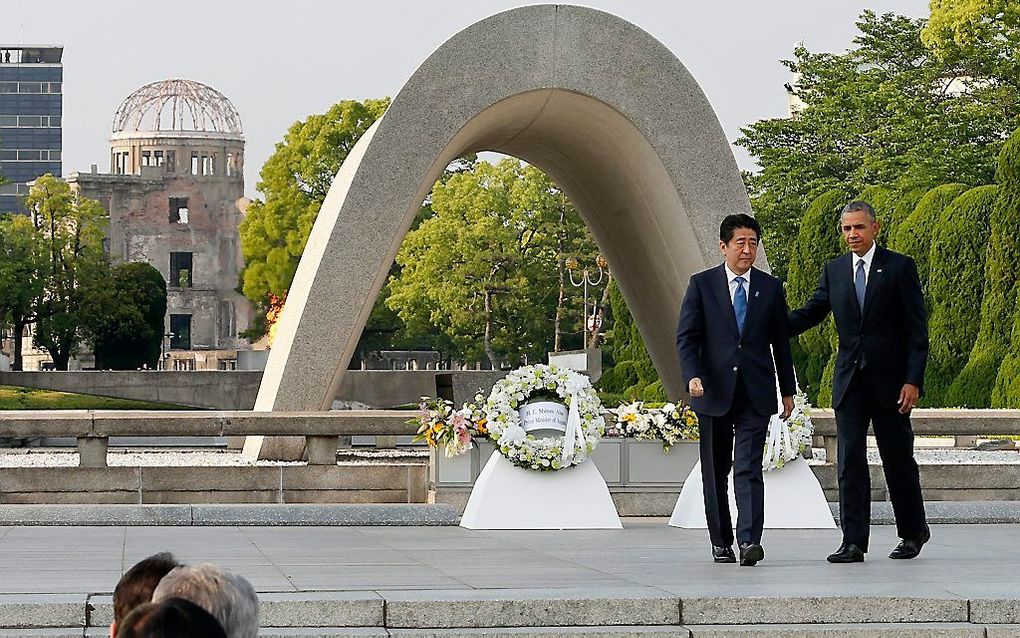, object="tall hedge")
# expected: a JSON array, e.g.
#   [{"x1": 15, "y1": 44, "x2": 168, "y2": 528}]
[
  {"x1": 924, "y1": 185, "x2": 997, "y2": 406},
  {"x1": 952, "y1": 129, "x2": 1020, "y2": 407},
  {"x1": 893, "y1": 183, "x2": 970, "y2": 287},
  {"x1": 786, "y1": 189, "x2": 848, "y2": 404},
  {"x1": 883, "y1": 187, "x2": 926, "y2": 243},
  {"x1": 990, "y1": 129, "x2": 1020, "y2": 407}
]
